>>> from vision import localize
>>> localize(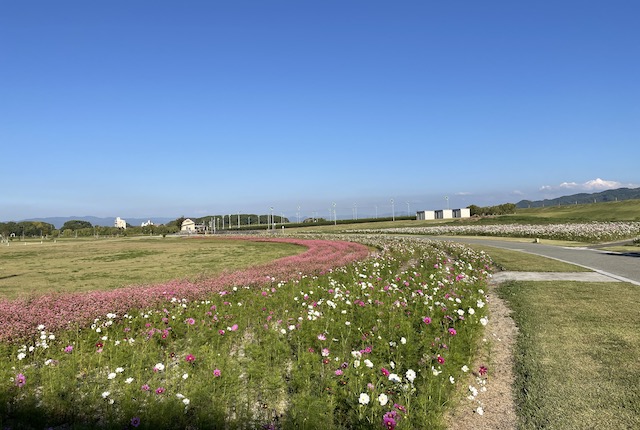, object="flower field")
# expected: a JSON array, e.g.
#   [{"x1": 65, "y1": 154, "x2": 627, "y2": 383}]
[
  {"x1": 354, "y1": 221, "x2": 640, "y2": 243},
  {"x1": 1, "y1": 236, "x2": 492, "y2": 429}
]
